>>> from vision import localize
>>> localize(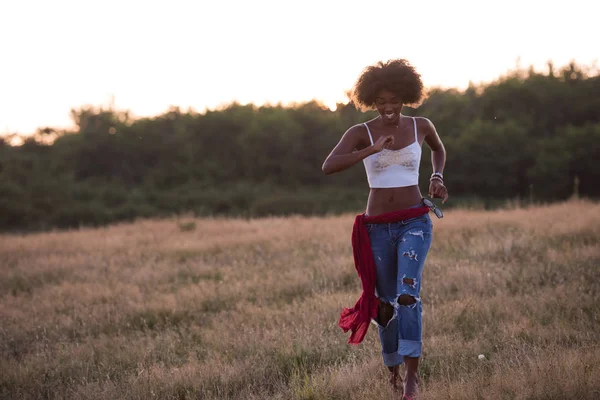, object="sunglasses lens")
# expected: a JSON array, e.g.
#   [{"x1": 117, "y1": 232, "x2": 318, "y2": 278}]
[{"x1": 423, "y1": 198, "x2": 443, "y2": 218}]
